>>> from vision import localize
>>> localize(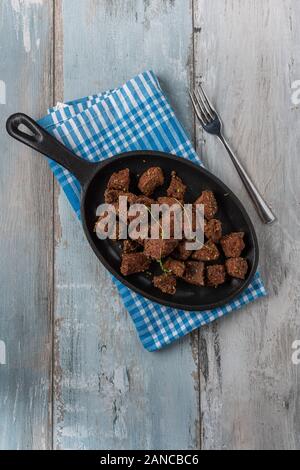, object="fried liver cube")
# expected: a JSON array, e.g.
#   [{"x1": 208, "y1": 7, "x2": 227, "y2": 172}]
[
  {"x1": 192, "y1": 240, "x2": 220, "y2": 262},
  {"x1": 195, "y1": 190, "x2": 218, "y2": 220},
  {"x1": 204, "y1": 219, "x2": 222, "y2": 242},
  {"x1": 167, "y1": 171, "x2": 187, "y2": 201},
  {"x1": 153, "y1": 273, "x2": 177, "y2": 295},
  {"x1": 164, "y1": 258, "x2": 186, "y2": 278},
  {"x1": 183, "y1": 261, "x2": 205, "y2": 287},
  {"x1": 144, "y1": 238, "x2": 179, "y2": 260},
  {"x1": 107, "y1": 168, "x2": 130, "y2": 192},
  {"x1": 122, "y1": 239, "x2": 139, "y2": 254},
  {"x1": 207, "y1": 265, "x2": 226, "y2": 287},
  {"x1": 226, "y1": 257, "x2": 248, "y2": 279},
  {"x1": 173, "y1": 239, "x2": 193, "y2": 261},
  {"x1": 128, "y1": 231, "x2": 146, "y2": 247},
  {"x1": 133, "y1": 195, "x2": 156, "y2": 207},
  {"x1": 104, "y1": 189, "x2": 120, "y2": 204},
  {"x1": 120, "y1": 253, "x2": 151, "y2": 276},
  {"x1": 104, "y1": 189, "x2": 137, "y2": 207},
  {"x1": 138, "y1": 167, "x2": 164, "y2": 196},
  {"x1": 221, "y1": 232, "x2": 245, "y2": 258},
  {"x1": 157, "y1": 196, "x2": 180, "y2": 207}
]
